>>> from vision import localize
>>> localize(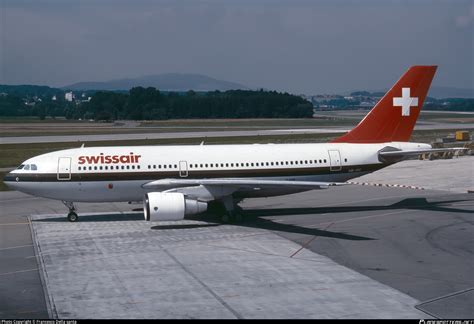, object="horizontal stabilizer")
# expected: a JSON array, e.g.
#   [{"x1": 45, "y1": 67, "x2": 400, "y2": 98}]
[{"x1": 378, "y1": 147, "x2": 467, "y2": 162}]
